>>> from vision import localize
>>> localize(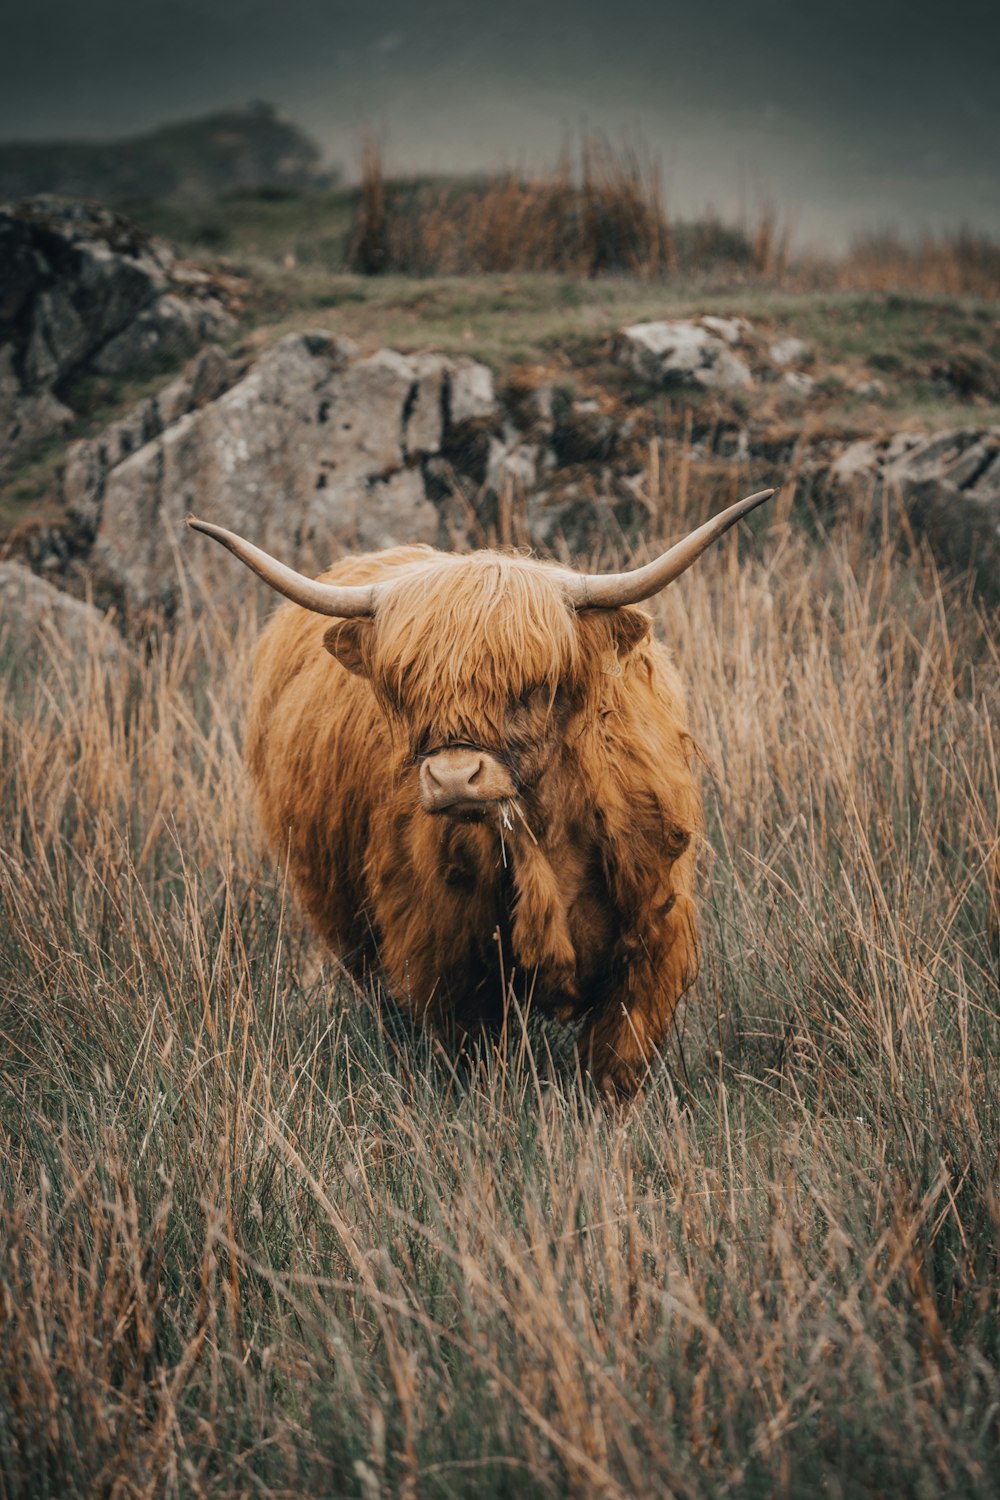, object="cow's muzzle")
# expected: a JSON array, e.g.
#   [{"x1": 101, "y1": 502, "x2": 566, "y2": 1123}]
[{"x1": 418, "y1": 747, "x2": 515, "y2": 818}]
